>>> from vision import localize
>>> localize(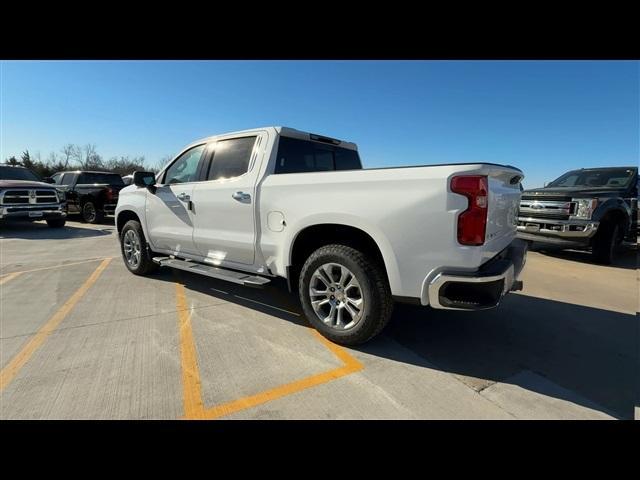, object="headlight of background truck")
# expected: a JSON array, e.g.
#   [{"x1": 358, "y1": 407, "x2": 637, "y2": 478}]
[{"x1": 573, "y1": 198, "x2": 598, "y2": 219}]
